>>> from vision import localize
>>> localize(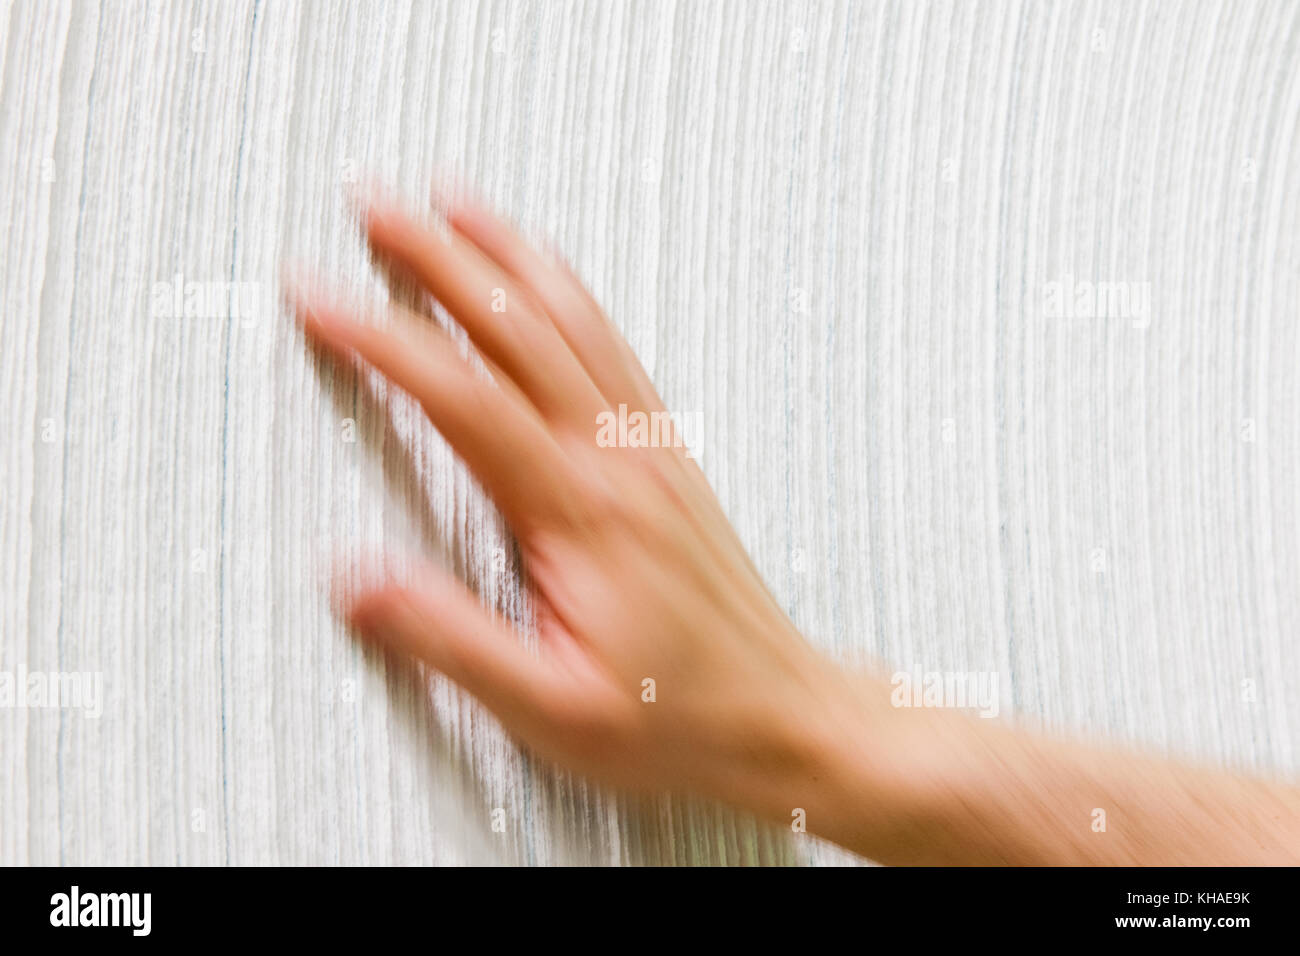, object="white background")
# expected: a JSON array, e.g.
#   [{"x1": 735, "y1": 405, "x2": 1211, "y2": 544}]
[{"x1": 2, "y1": 0, "x2": 1297, "y2": 864}]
